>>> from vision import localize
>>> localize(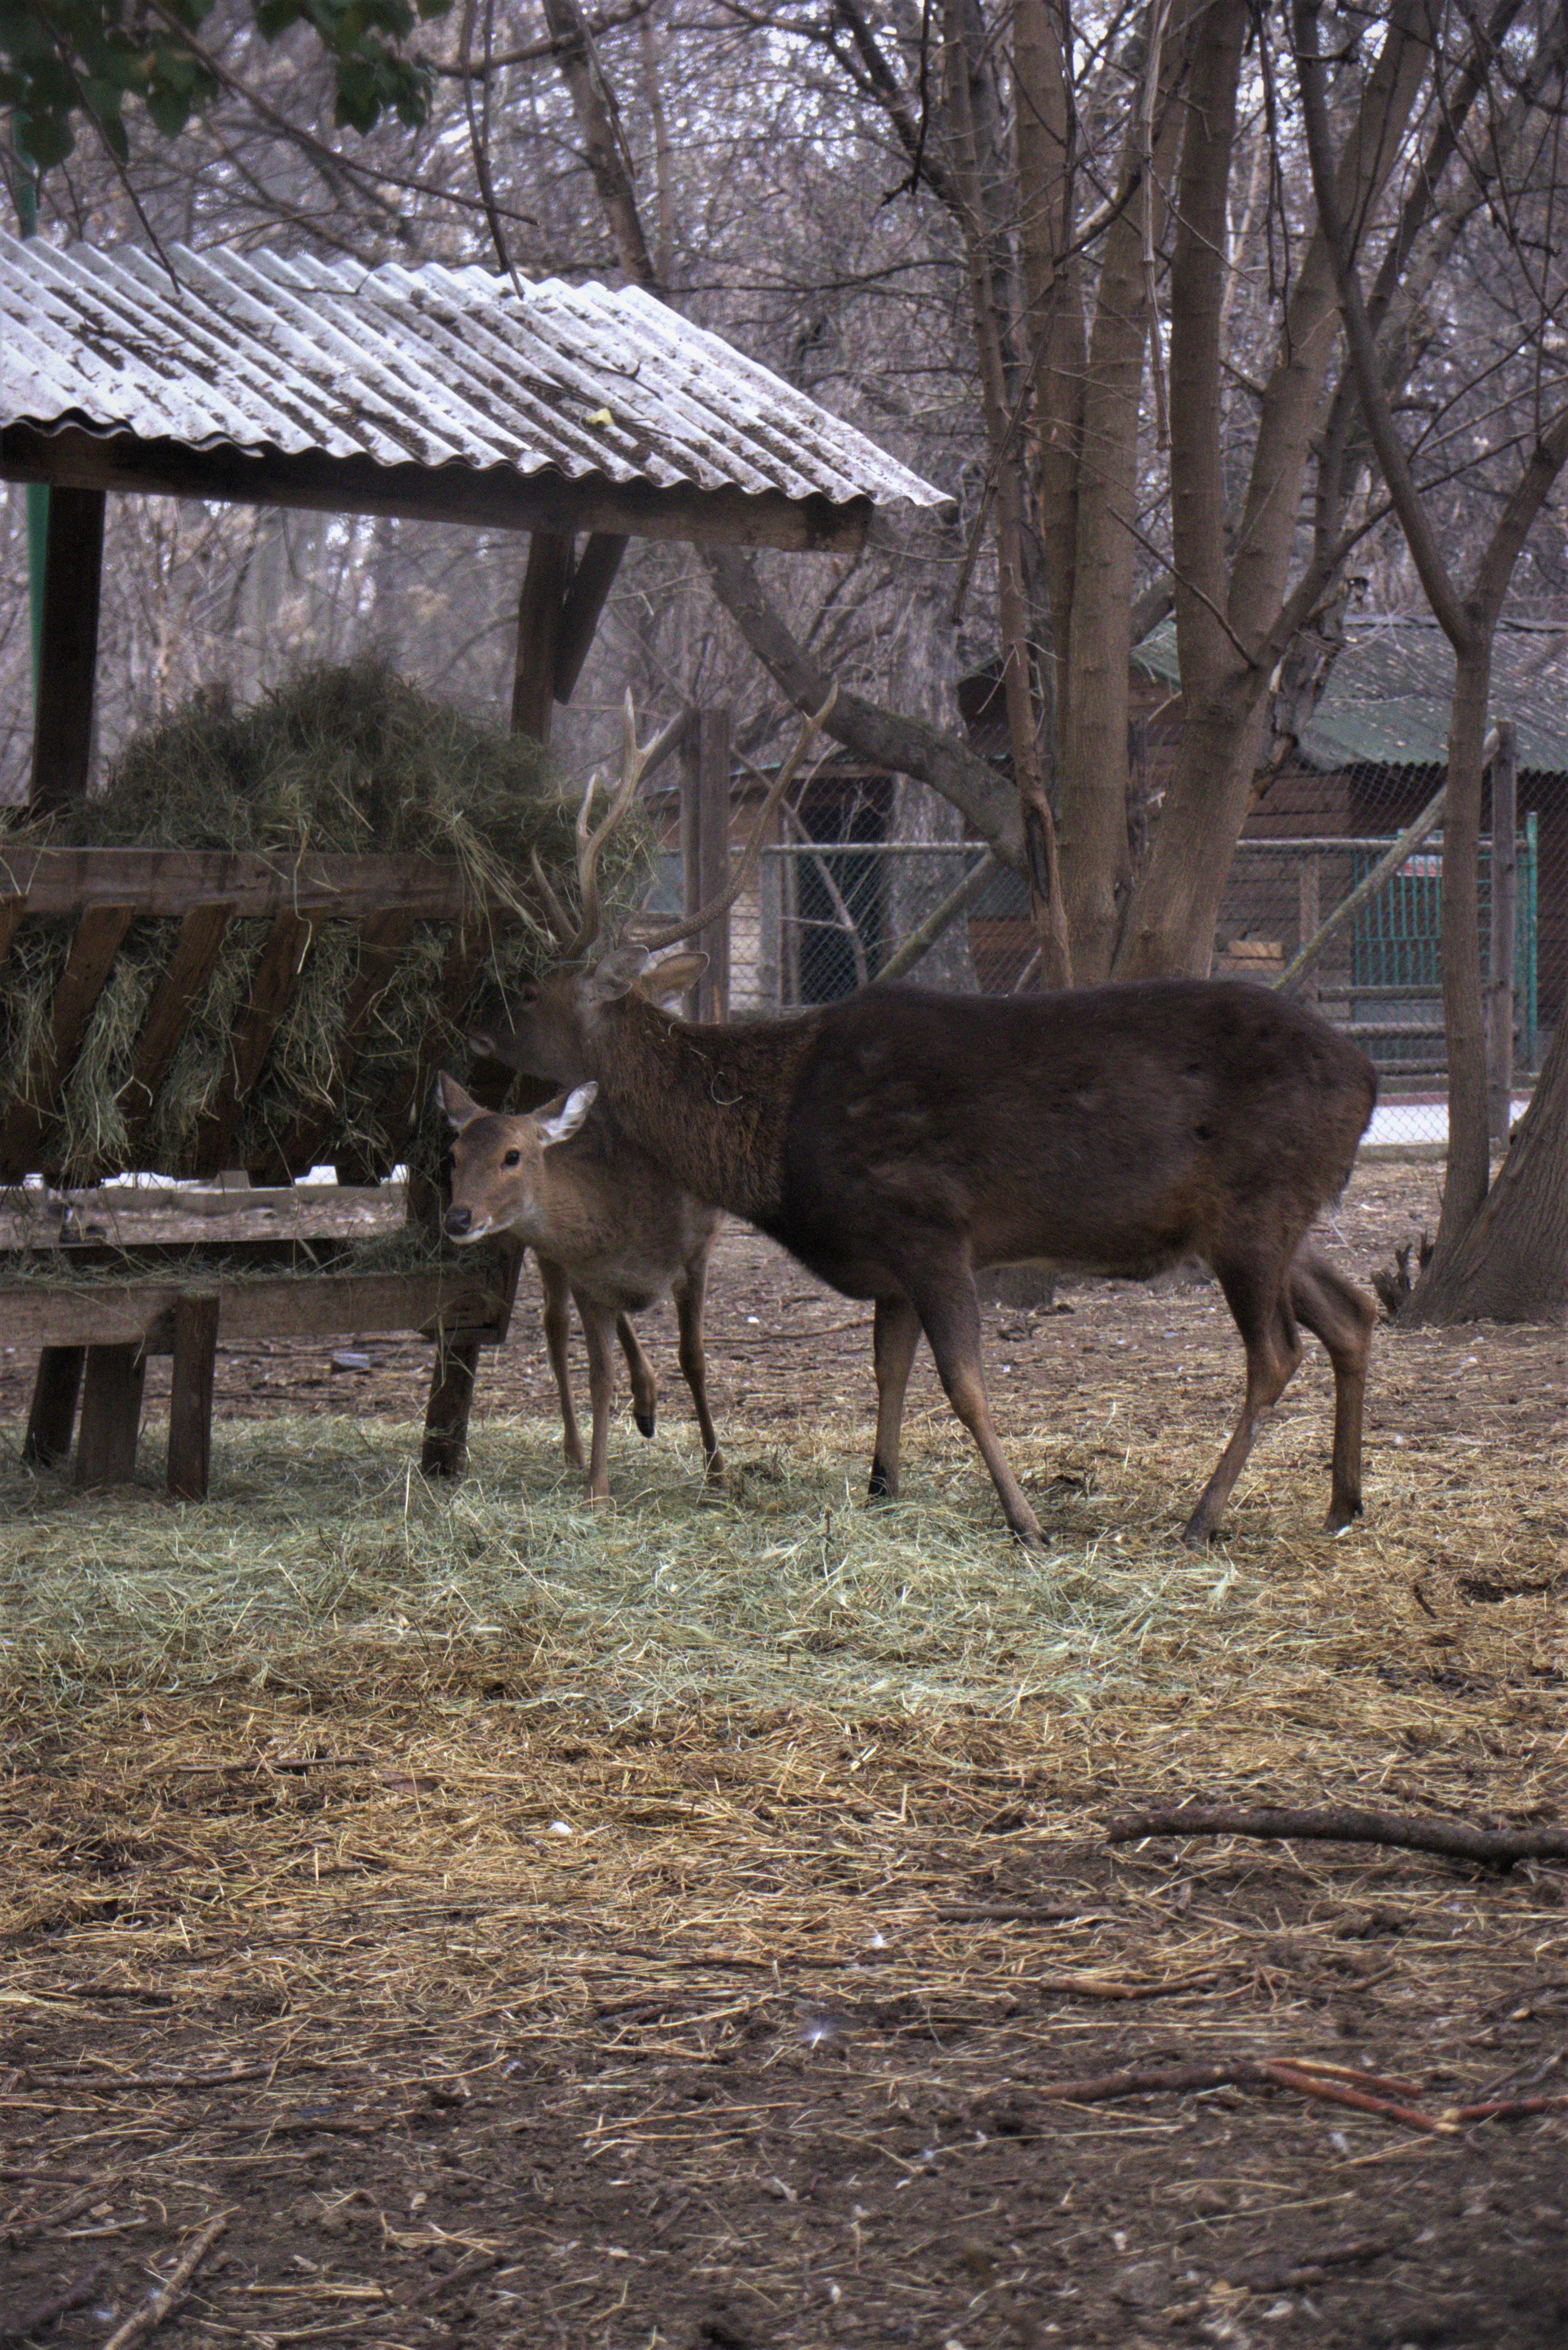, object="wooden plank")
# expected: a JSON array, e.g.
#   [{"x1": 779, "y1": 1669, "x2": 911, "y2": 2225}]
[
  {"x1": 680, "y1": 706, "x2": 732, "y2": 1021},
  {"x1": 0, "y1": 899, "x2": 25, "y2": 970},
  {"x1": 0, "y1": 1268, "x2": 512, "y2": 1352},
  {"x1": 0, "y1": 423, "x2": 878, "y2": 556},
  {"x1": 167, "y1": 1293, "x2": 220, "y2": 1502},
  {"x1": 1488, "y1": 723, "x2": 1517, "y2": 1147},
  {"x1": 0, "y1": 903, "x2": 137, "y2": 1181},
  {"x1": 120, "y1": 902, "x2": 236, "y2": 1144},
  {"x1": 554, "y1": 532, "x2": 628, "y2": 702},
  {"x1": 190, "y1": 911, "x2": 315, "y2": 1178},
  {"x1": 264, "y1": 907, "x2": 416, "y2": 1181},
  {"x1": 76, "y1": 1343, "x2": 146, "y2": 1486},
  {"x1": 30, "y1": 487, "x2": 105, "y2": 814},
  {"x1": 23, "y1": 1345, "x2": 83, "y2": 1466},
  {"x1": 512, "y1": 531, "x2": 573, "y2": 742},
  {"x1": 0, "y1": 847, "x2": 485, "y2": 921}
]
